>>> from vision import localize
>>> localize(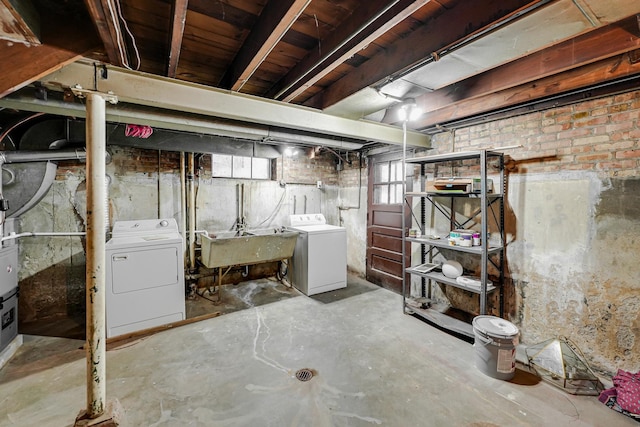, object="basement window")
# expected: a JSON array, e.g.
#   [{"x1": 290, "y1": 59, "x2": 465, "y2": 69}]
[
  {"x1": 211, "y1": 154, "x2": 271, "y2": 180},
  {"x1": 373, "y1": 159, "x2": 403, "y2": 204}
]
